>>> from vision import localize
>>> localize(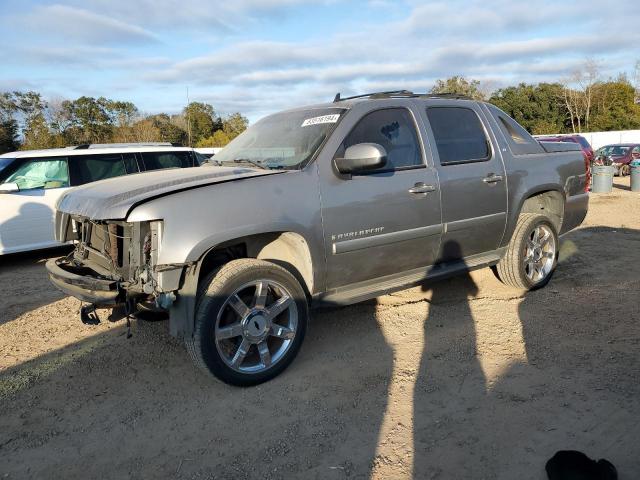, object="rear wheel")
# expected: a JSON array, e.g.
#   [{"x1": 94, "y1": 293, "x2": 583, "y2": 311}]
[
  {"x1": 495, "y1": 213, "x2": 558, "y2": 290},
  {"x1": 186, "y1": 259, "x2": 308, "y2": 386},
  {"x1": 620, "y1": 164, "x2": 630, "y2": 177}
]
